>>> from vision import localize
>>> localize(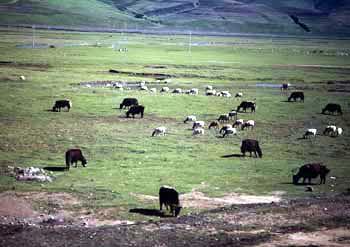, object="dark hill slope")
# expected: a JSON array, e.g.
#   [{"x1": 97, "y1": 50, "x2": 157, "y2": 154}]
[{"x1": 1, "y1": 0, "x2": 350, "y2": 35}]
